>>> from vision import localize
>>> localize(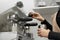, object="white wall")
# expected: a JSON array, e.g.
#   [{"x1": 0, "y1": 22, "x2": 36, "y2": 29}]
[
  {"x1": 0, "y1": 0, "x2": 34, "y2": 14},
  {"x1": 0, "y1": 0, "x2": 19, "y2": 14}
]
